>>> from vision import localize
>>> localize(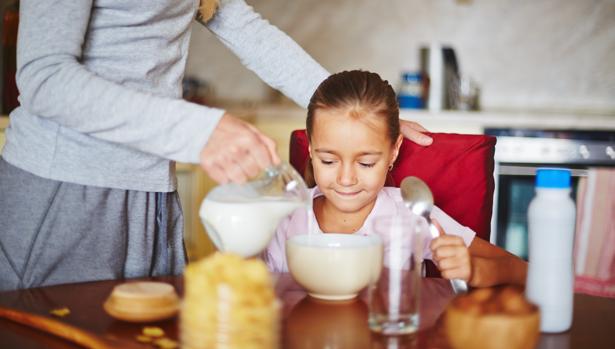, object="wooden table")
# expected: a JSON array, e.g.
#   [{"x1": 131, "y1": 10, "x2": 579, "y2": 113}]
[{"x1": 1, "y1": 275, "x2": 614, "y2": 349}]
